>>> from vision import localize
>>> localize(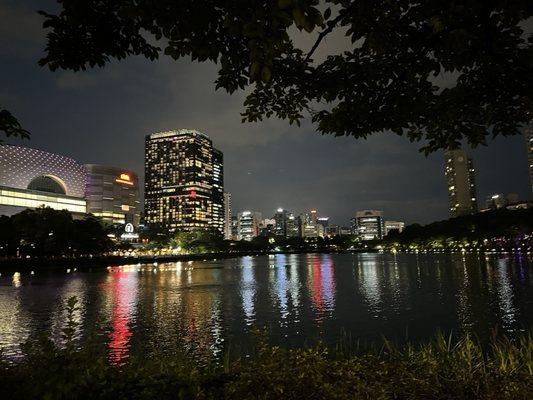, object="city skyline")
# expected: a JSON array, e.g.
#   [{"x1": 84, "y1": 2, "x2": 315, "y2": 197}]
[{"x1": 1, "y1": 1, "x2": 531, "y2": 225}]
